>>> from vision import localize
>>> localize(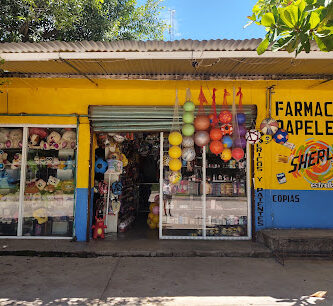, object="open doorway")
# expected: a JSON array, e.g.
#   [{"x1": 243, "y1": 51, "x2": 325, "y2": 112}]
[{"x1": 92, "y1": 132, "x2": 160, "y2": 240}]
